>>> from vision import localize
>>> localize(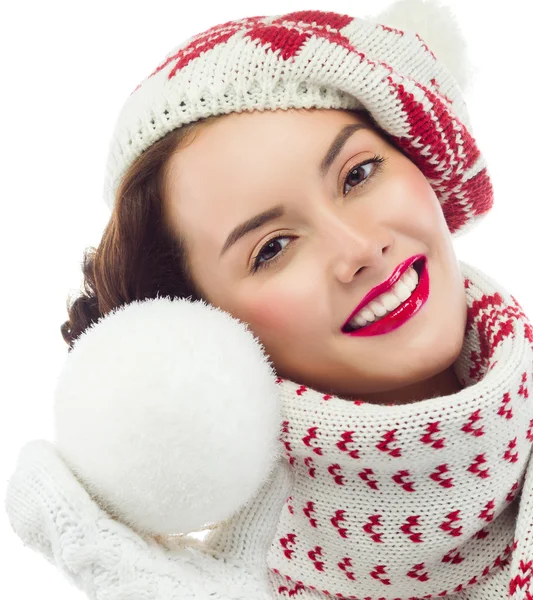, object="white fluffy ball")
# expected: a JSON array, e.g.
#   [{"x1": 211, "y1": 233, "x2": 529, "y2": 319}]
[
  {"x1": 367, "y1": 0, "x2": 474, "y2": 92},
  {"x1": 54, "y1": 297, "x2": 282, "y2": 536}
]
